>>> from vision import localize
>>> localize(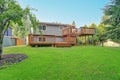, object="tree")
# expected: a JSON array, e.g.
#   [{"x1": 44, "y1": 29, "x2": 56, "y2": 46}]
[
  {"x1": 72, "y1": 21, "x2": 76, "y2": 26},
  {"x1": 89, "y1": 23, "x2": 97, "y2": 44},
  {"x1": 97, "y1": 24, "x2": 106, "y2": 46},
  {"x1": 12, "y1": 13, "x2": 38, "y2": 38},
  {"x1": 103, "y1": 0, "x2": 120, "y2": 42},
  {"x1": 0, "y1": 0, "x2": 38, "y2": 59},
  {"x1": 88, "y1": 23, "x2": 106, "y2": 46},
  {"x1": 83, "y1": 24, "x2": 88, "y2": 28},
  {"x1": 89, "y1": 23, "x2": 97, "y2": 28}
]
